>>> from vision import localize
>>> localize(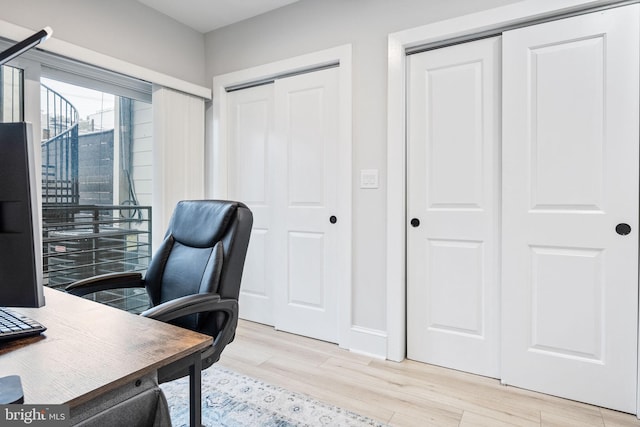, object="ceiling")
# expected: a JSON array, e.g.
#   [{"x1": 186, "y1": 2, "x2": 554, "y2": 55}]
[{"x1": 137, "y1": 0, "x2": 300, "y2": 33}]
